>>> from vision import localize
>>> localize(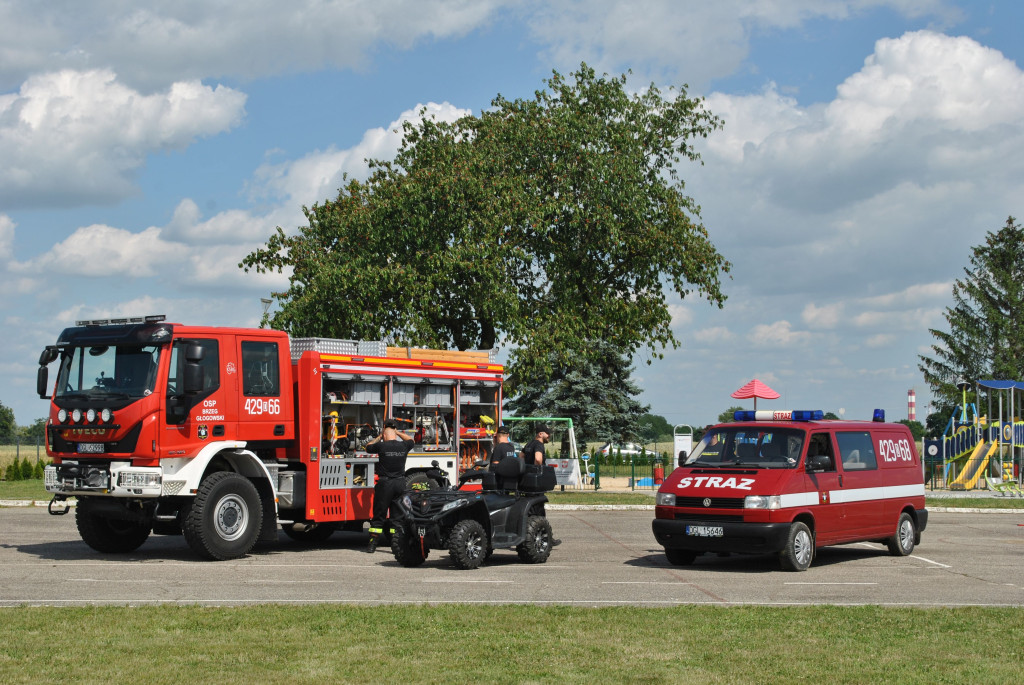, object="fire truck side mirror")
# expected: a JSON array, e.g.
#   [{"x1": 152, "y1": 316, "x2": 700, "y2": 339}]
[
  {"x1": 677, "y1": 450, "x2": 688, "y2": 467},
  {"x1": 182, "y1": 344, "x2": 206, "y2": 394},
  {"x1": 37, "y1": 366, "x2": 50, "y2": 399},
  {"x1": 37, "y1": 346, "x2": 58, "y2": 398}
]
